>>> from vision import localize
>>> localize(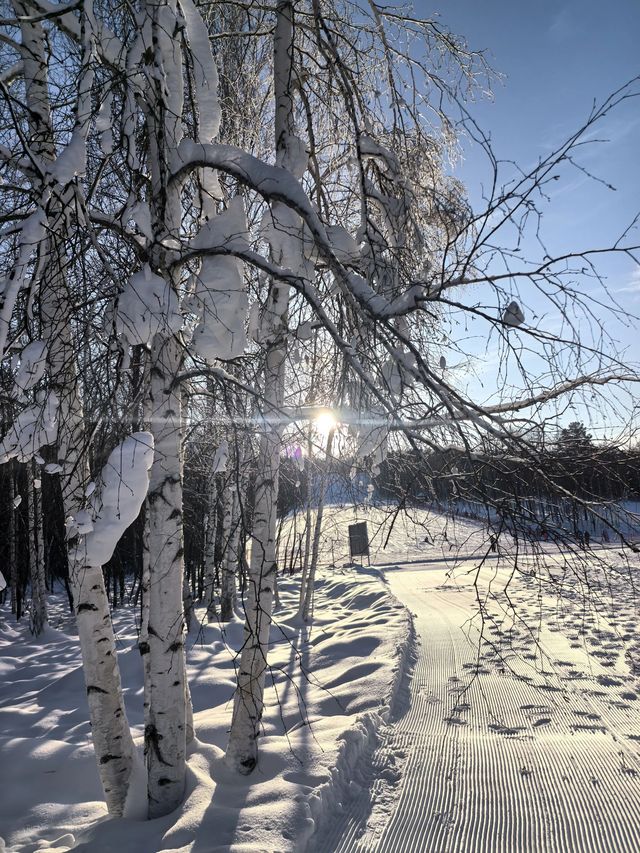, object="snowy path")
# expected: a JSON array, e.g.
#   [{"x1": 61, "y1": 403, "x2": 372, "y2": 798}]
[{"x1": 324, "y1": 562, "x2": 640, "y2": 853}]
